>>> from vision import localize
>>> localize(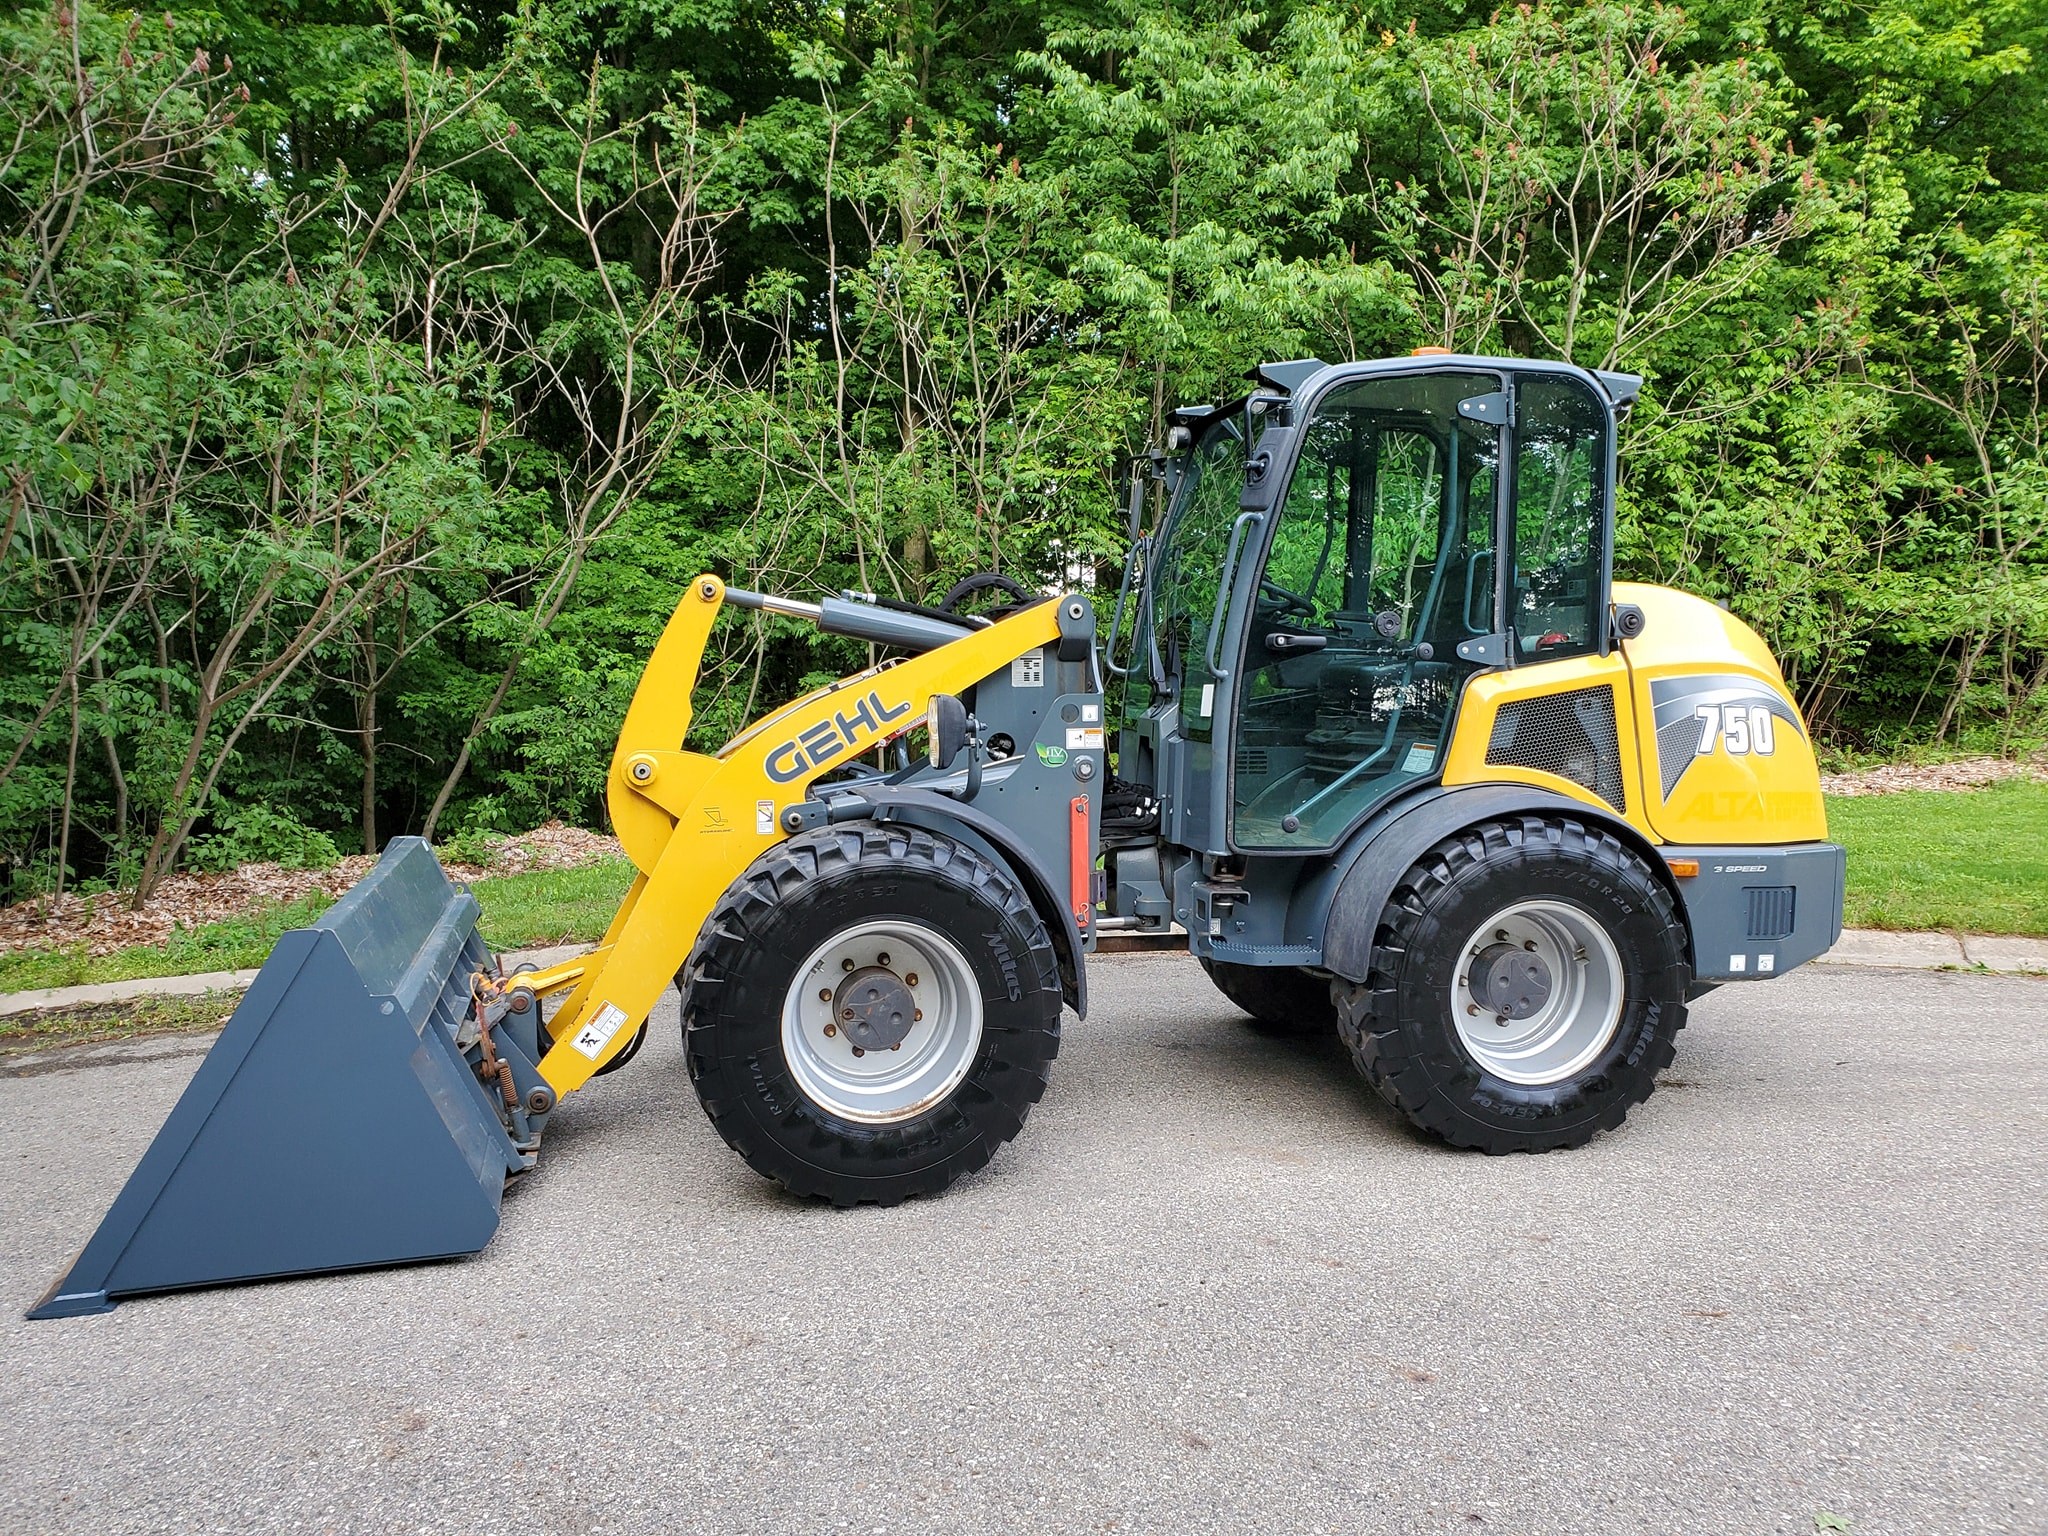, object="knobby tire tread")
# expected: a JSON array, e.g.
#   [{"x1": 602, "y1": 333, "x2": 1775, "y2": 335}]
[
  {"x1": 681, "y1": 823, "x2": 1061, "y2": 1206},
  {"x1": 1332, "y1": 814, "x2": 1690, "y2": 1154}
]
